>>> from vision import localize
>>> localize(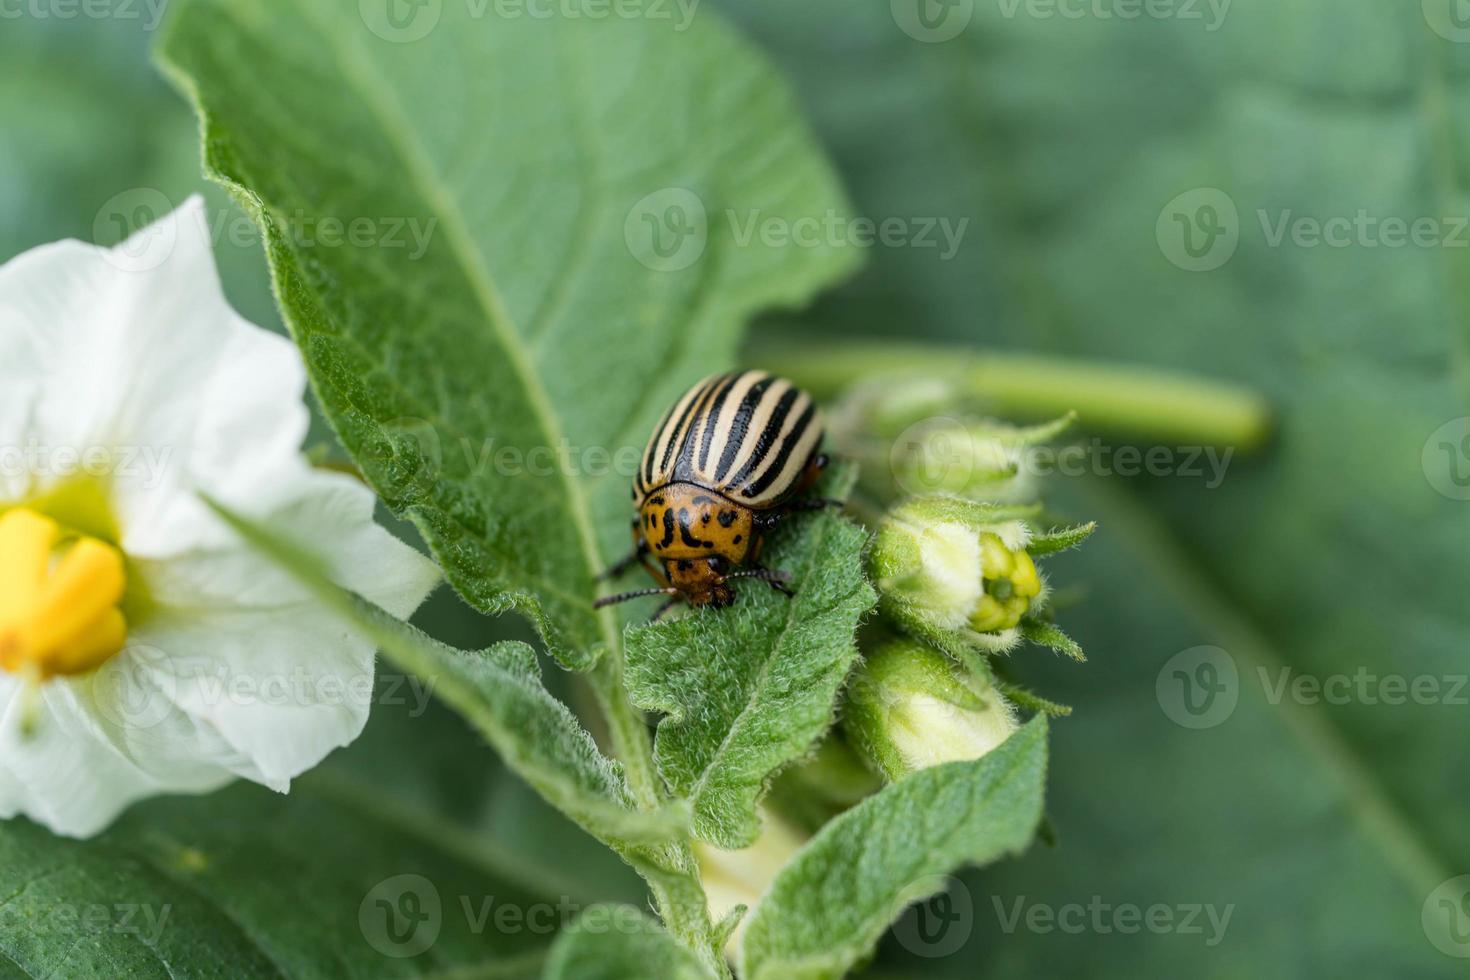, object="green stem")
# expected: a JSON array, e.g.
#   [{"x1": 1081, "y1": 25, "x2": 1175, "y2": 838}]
[
  {"x1": 637, "y1": 848, "x2": 731, "y2": 980},
  {"x1": 753, "y1": 340, "x2": 1272, "y2": 450},
  {"x1": 588, "y1": 652, "x2": 728, "y2": 976},
  {"x1": 588, "y1": 654, "x2": 661, "y2": 810}
]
